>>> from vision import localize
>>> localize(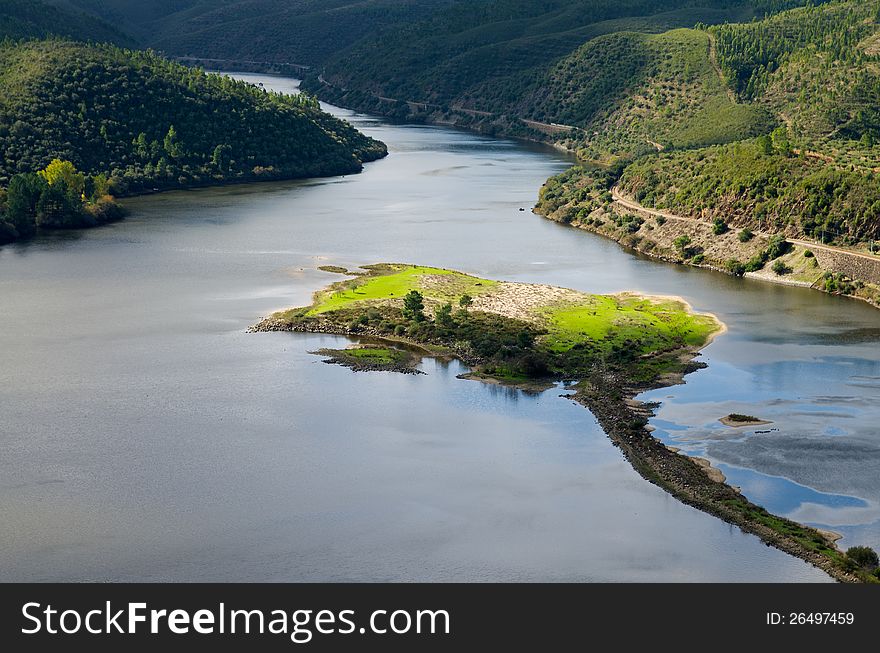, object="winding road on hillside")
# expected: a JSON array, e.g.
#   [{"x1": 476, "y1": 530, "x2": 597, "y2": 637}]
[{"x1": 611, "y1": 186, "x2": 879, "y2": 262}]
